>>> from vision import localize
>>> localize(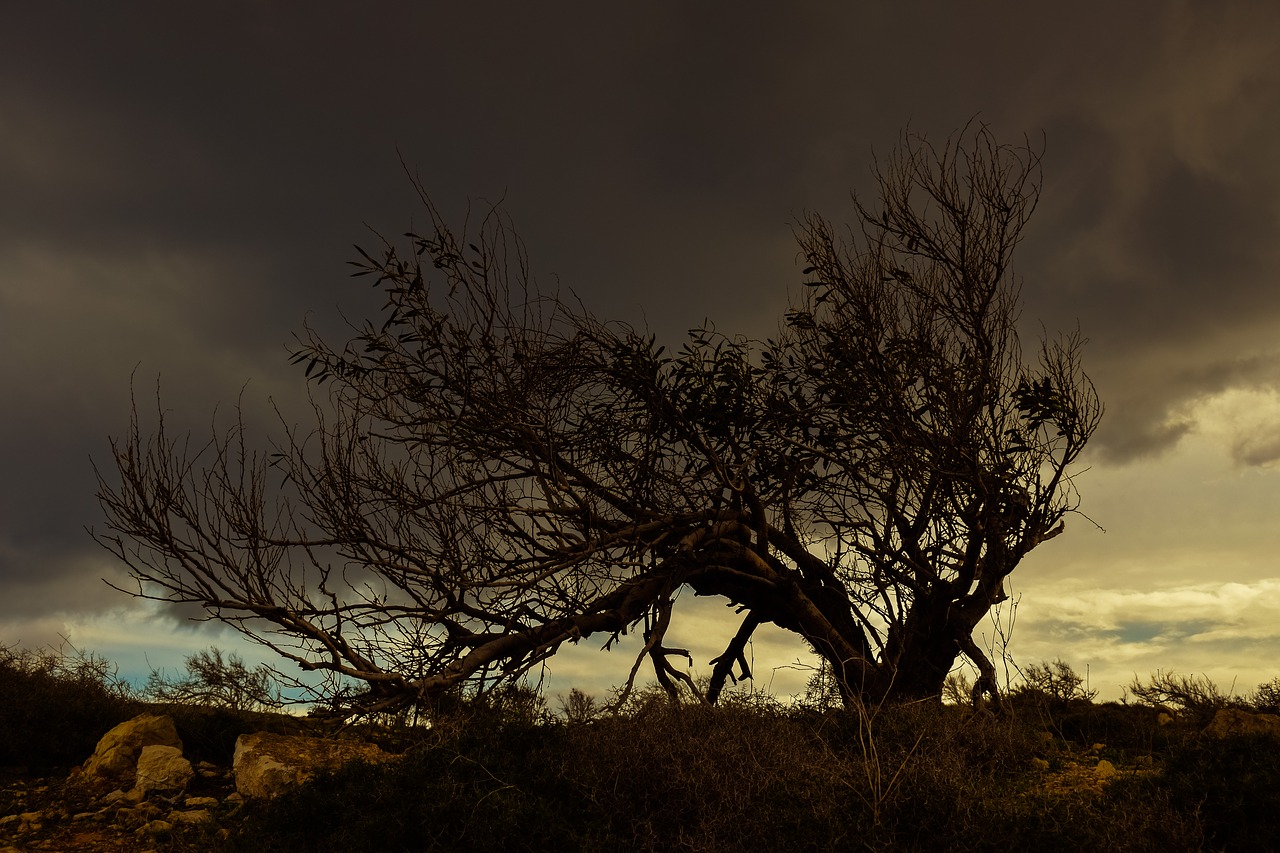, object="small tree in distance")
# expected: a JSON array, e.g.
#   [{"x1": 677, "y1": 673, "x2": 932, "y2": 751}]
[
  {"x1": 1128, "y1": 670, "x2": 1233, "y2": 720},
  {"x1": 1015, "y1": 659, "x2": 1097, "y2": 706},
  {"x1": 96, "y1": 125, "x2": 1101, "y2": 717},
  {"x1": 146, "y1": 647, "x2": 281, "y2": 713}
]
